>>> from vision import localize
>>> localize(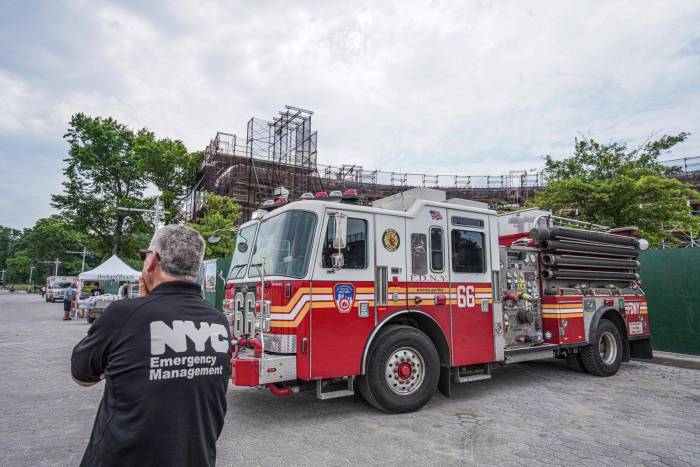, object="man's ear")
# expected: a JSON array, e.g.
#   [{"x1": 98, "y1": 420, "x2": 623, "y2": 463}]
[{"x1": 145, "y1": 254, "x2": 159, "y2": 273}]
